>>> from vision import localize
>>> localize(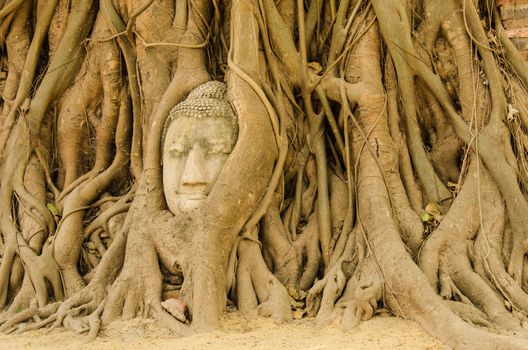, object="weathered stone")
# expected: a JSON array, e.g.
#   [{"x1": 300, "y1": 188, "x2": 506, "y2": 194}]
[
  {"x1": 511, "y1": 37, "x2": 528, "y2": 50},
  {"x1": 503, "y1": 18, "x2": 528, "y2": 29},
  {"x1": 162, "y1": 81, "x2": 238, "y2": 215},
  {"x1": 506, "y1": 28, "x2": 528, "y2": 37},
  {"x1": 497, "y1": 0, "x2": 528, "y2": 7},
  {"x1": 500, "y1": 4, "x2": 528, "y2": 20}
]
